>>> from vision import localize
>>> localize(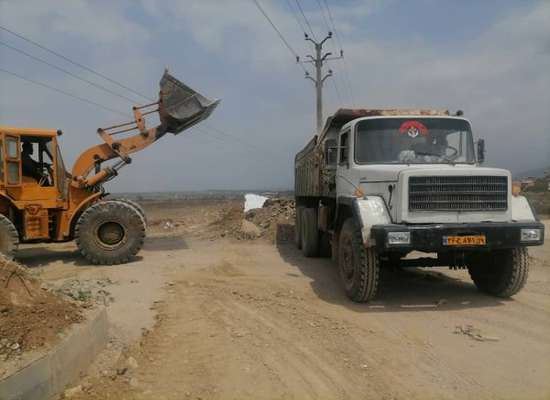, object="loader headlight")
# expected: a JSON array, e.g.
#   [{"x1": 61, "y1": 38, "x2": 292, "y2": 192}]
[
  {"x1": 520, "y1": 228, "x2": 541, "y2": 242},
  {"x1": 387, "y1": 231, "x2": 411, "y2": 245}
]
